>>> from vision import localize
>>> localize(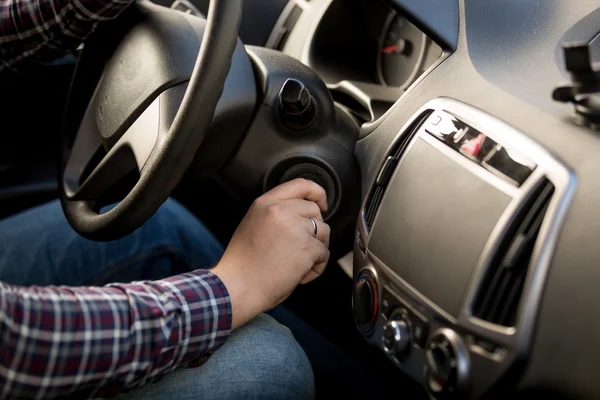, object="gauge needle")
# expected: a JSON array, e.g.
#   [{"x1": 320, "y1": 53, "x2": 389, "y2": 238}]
[{"x1": 381, "y1": 45, "x2": 399, "y2": 54}]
